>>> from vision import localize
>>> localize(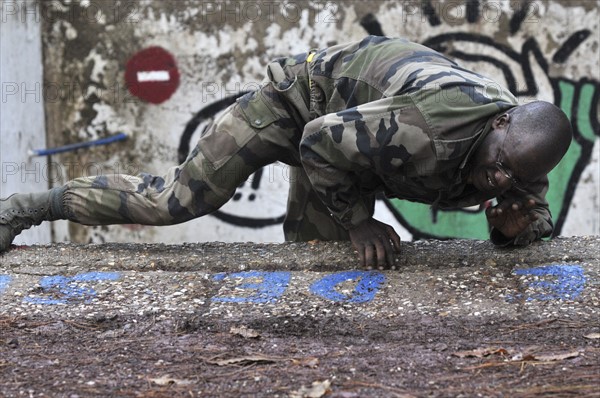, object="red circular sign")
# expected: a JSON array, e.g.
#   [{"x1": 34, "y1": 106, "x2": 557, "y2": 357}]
[{"x1": 125, "y1": 46, "x2": 180, "y2": 104}]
